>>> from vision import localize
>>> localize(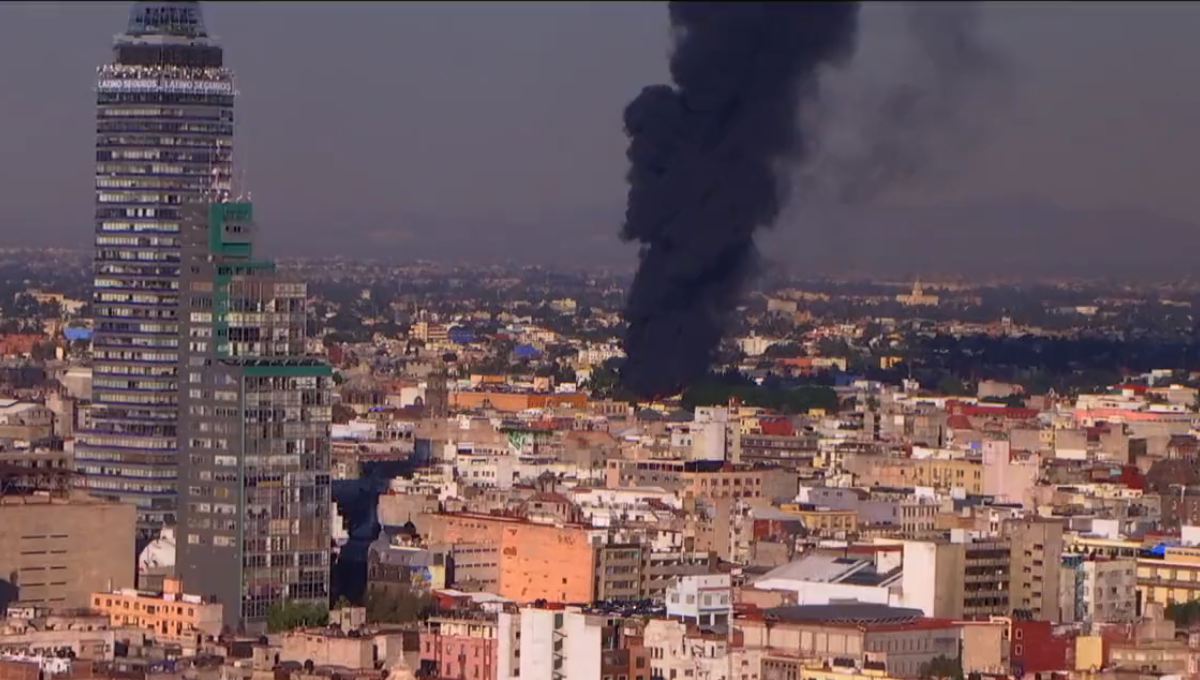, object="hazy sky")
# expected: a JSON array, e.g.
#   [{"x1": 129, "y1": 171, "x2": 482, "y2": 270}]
[{"x1": 1, "y1": 1, "x2": 1198, "y2": 272}]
